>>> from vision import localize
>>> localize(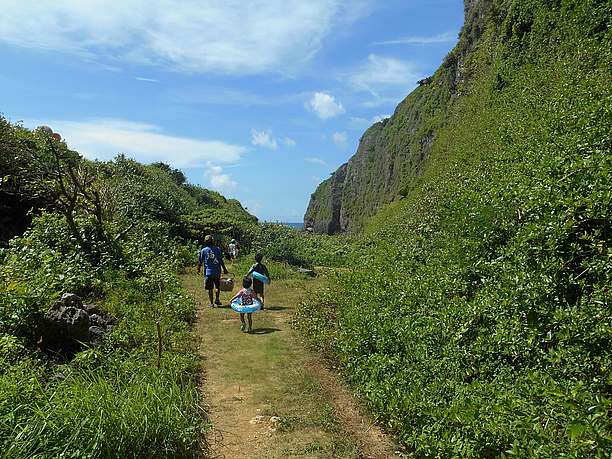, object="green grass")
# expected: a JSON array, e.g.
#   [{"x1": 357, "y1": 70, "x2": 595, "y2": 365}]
[
  {"x1": 0, "y1": 277, "x2": 207, "y2": 458},
  {"x1": 297, "y1": 0, "x2": 612, "y2": 457},
  {"x1": 184, "y1": 272, "x2": 366, "y2": 458},
  {"x1": 0, "y1": 216, "x2": 208, "y2": 458},
  {"x1": 1, "y1": 367, "x2": 203, "y2": 458}
]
